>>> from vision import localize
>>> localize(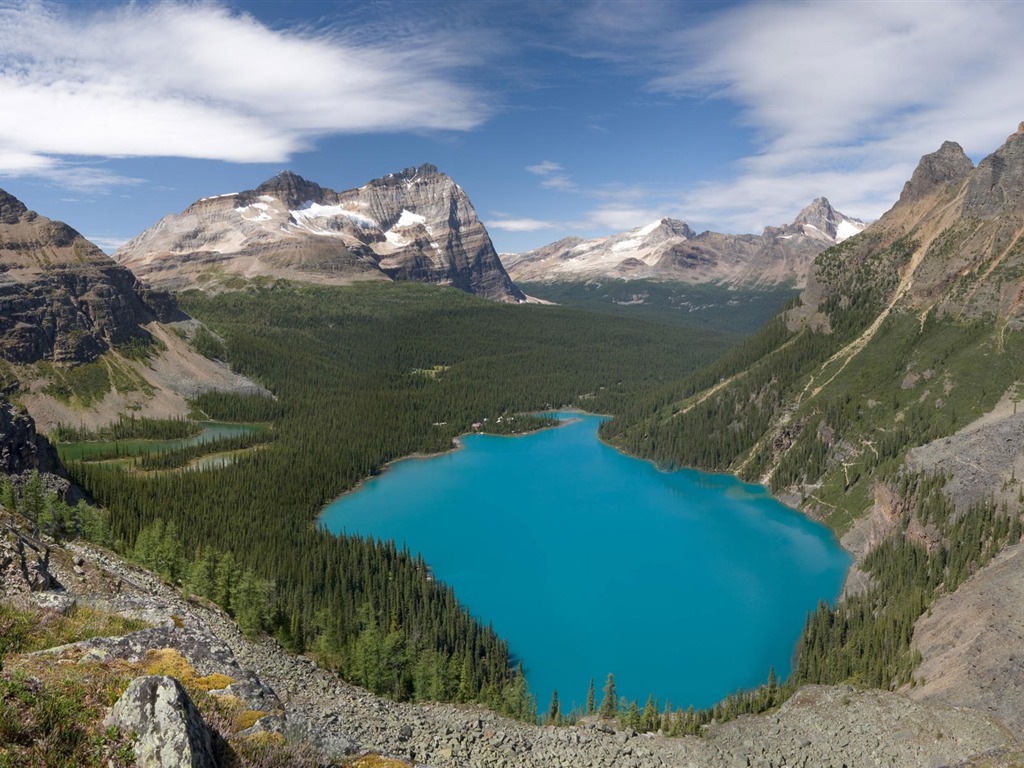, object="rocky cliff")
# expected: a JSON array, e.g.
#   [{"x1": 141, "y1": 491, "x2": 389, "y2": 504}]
[
  {"x1": 502, "y1": 198, "x2": 865, "y2": 287},
  {"x1": 114, "y1": 166, "x2": 525, "y2": 302},
  {"x1": 0, "y1": 189, "x2": 183, "y2": 364}
]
